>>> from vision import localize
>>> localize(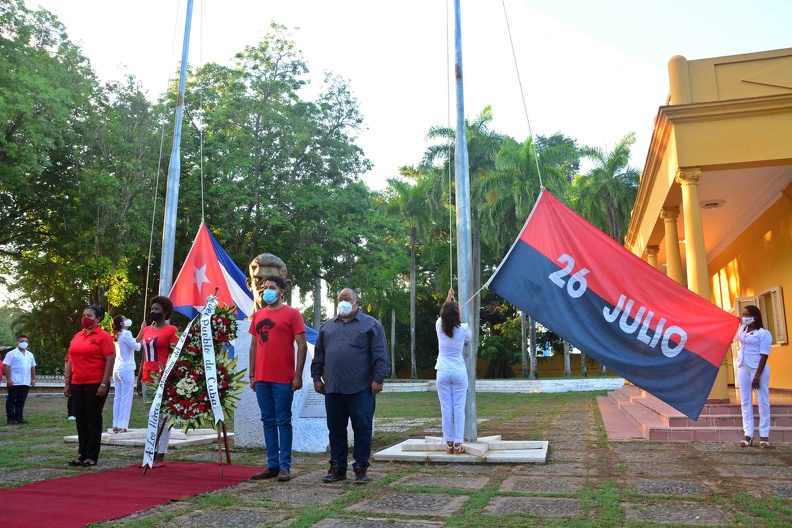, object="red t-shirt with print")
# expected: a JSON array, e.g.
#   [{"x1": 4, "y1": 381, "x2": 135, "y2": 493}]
[
  {"x1": 140, "y1": 324, "x2": 179, "y2": 382},
  {"x1": 248, "y1": 305, "x2": 306, "y2": 384}
]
